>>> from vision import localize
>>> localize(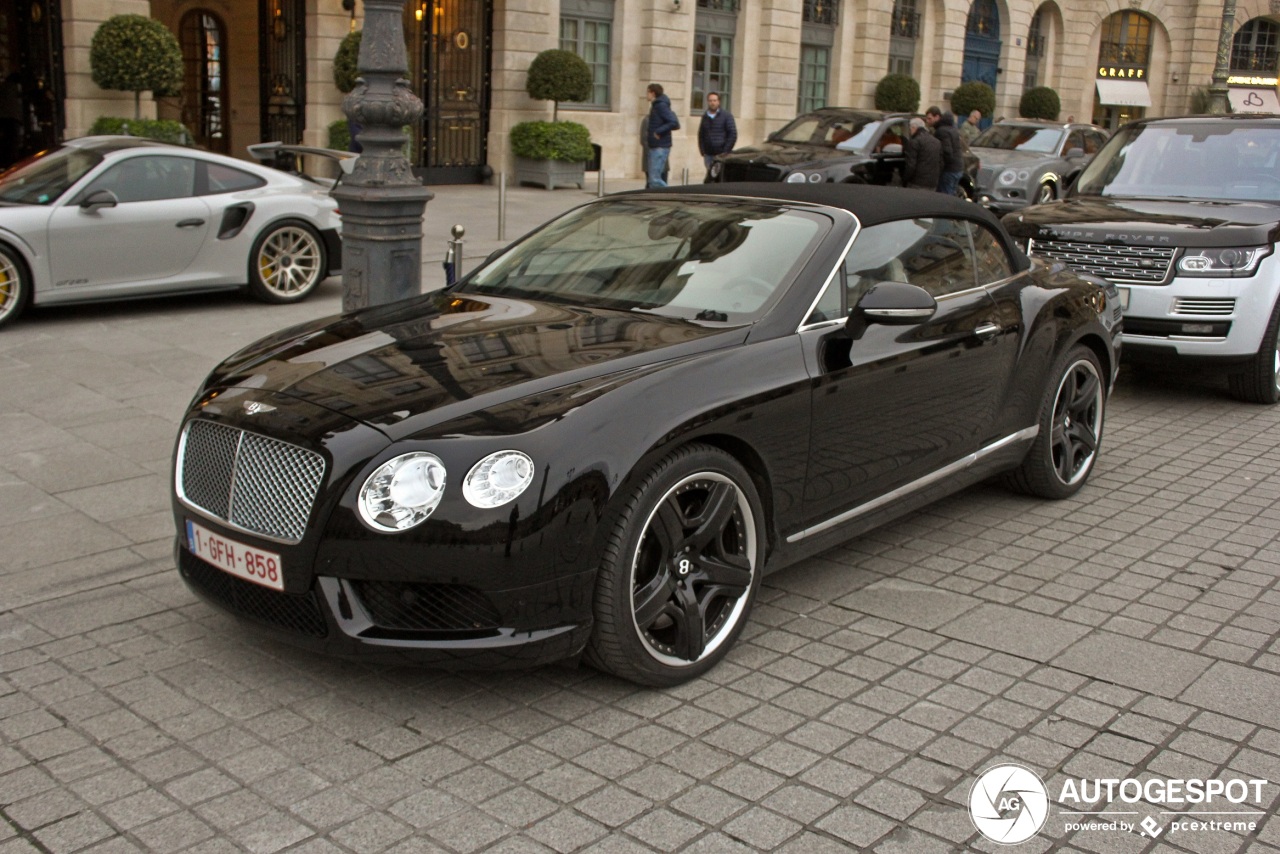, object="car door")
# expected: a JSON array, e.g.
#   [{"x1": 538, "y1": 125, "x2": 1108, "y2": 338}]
[
  {"x1": 45, "y1": 154, "x2": 211, "y2": 296},
  {"x1": 854, "y1": 120, "x2": 910, "y2": 186},
  {"x1": 181, "y1": 159, "x2": 269, "y2": 281},
  {"x1": 798, "y1": 216, "x2": 1016, "y2": 527}
]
